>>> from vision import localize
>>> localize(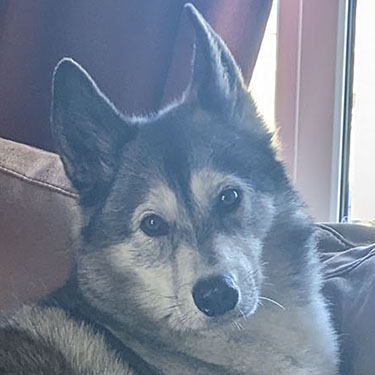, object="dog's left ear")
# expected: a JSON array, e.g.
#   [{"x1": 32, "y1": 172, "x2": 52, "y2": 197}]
[{"x1": 185, "y1": 4, "x2": 251, "y2": 118}]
